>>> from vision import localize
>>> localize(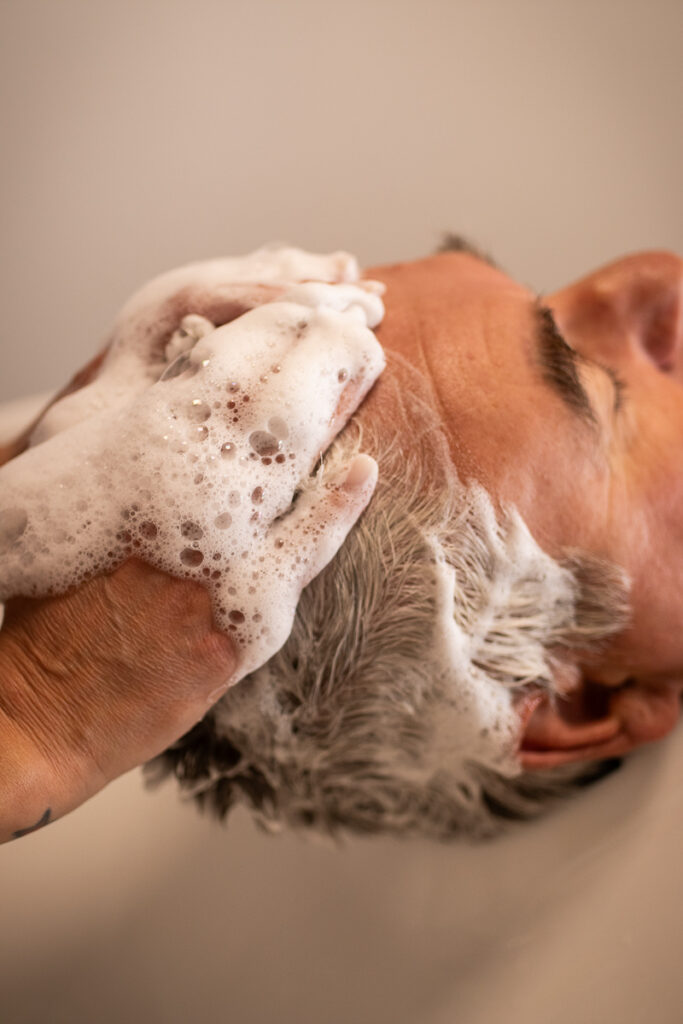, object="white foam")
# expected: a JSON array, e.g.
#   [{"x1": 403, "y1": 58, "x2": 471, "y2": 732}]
[
  {"x1": 425, "y1": 486, "x2": 580, "y2": 783},
  {"x1": 0, "y1": 249, "x2": 386, "y2": 682},
  {"x1": 30, "y1": 245, "x2": 372, "y2": 447}
]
